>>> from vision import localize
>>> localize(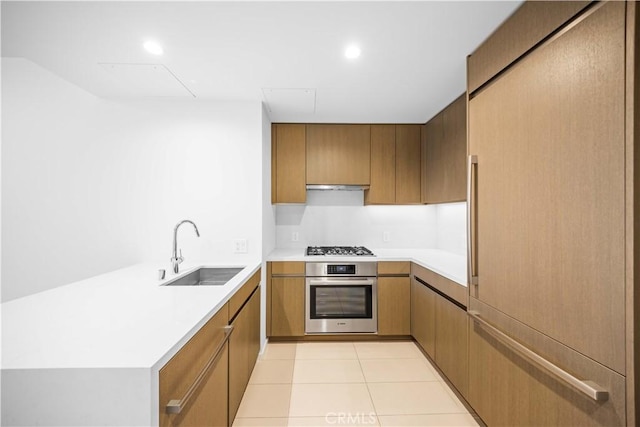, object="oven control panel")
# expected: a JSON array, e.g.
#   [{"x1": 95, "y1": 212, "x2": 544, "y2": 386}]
[{"x1": 327, "y1": 264, "x2": 356, "y2": 275}]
